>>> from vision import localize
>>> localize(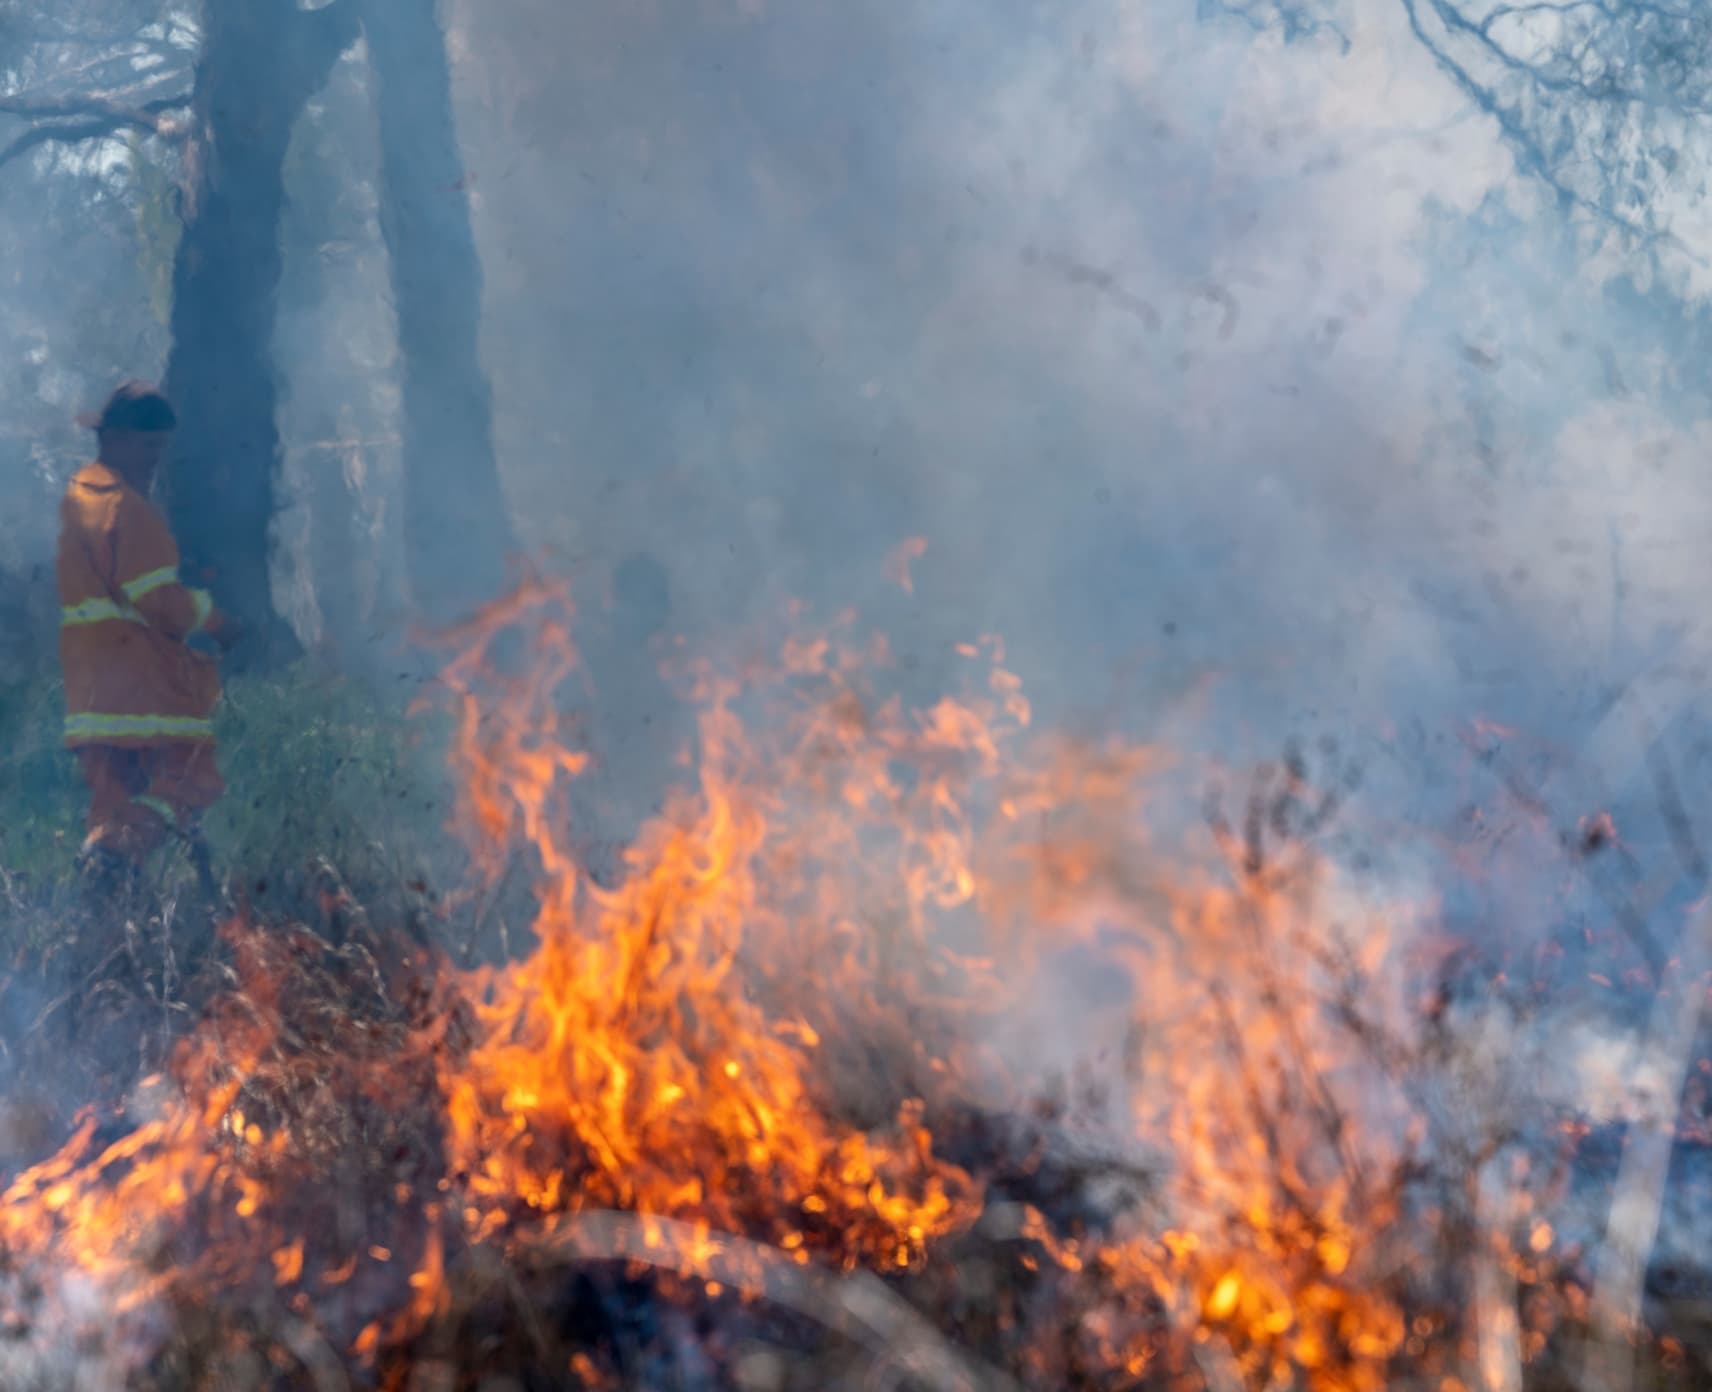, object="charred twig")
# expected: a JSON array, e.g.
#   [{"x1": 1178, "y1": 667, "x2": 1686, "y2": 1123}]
[
  {"x1": 1202, "y1": 977, "x2": 1322, "y2": 1226},
  {"x1": 1206, "y1": 751, "x2": 1372, "y2": 1199},
  {"x1": 533, "y1": 1211, "x2": 1024, "y2": 1392},
  {"x1": 1238, "y1": 878, "x2": 1369, "y2": 1196}
]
